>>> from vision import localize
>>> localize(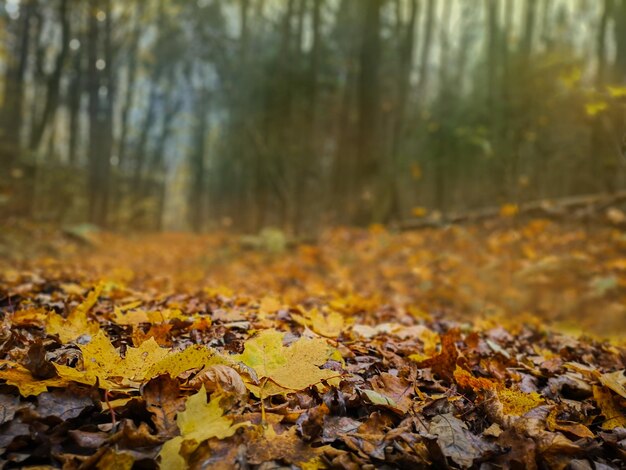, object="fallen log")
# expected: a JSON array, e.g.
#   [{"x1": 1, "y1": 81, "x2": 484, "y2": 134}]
[{"x1": 397, "y1": 191, "x2": 626, "y2": 230}]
